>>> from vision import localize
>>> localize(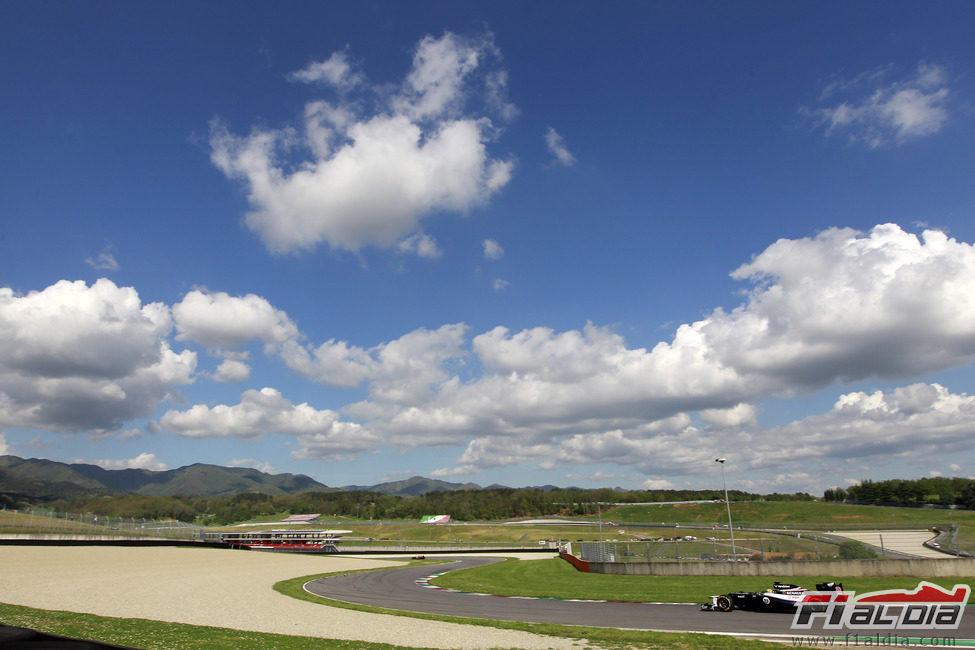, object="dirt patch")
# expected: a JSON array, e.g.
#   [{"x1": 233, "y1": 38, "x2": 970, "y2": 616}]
[{"x1": 0, "y1": 546, "x2": 582, "y2": 649}]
